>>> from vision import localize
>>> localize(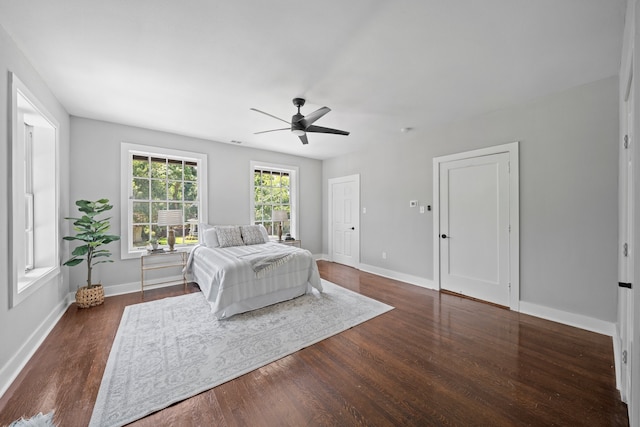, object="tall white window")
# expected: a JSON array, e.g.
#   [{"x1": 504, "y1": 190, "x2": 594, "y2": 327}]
[
  {"x1": 9, "y1": 73, "x2": 59, "y2": 307},
  {"x1": 121, "y1": 143, "x2": 208, "y2": 258},
  {"x1": 250, "y1": 161, "x2": 298, "y2": 239}
]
